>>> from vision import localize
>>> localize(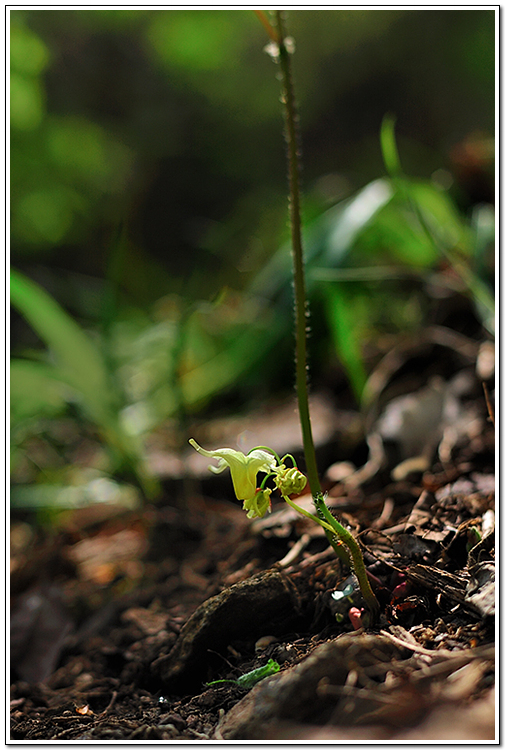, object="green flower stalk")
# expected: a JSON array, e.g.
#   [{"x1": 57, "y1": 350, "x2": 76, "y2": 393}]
[
  {"x1": 190, "y1": 12, "x2": 380, "y2": 627},
  {"x1": 263, "y1": 10, "x2": 379, "y2": 622}
]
